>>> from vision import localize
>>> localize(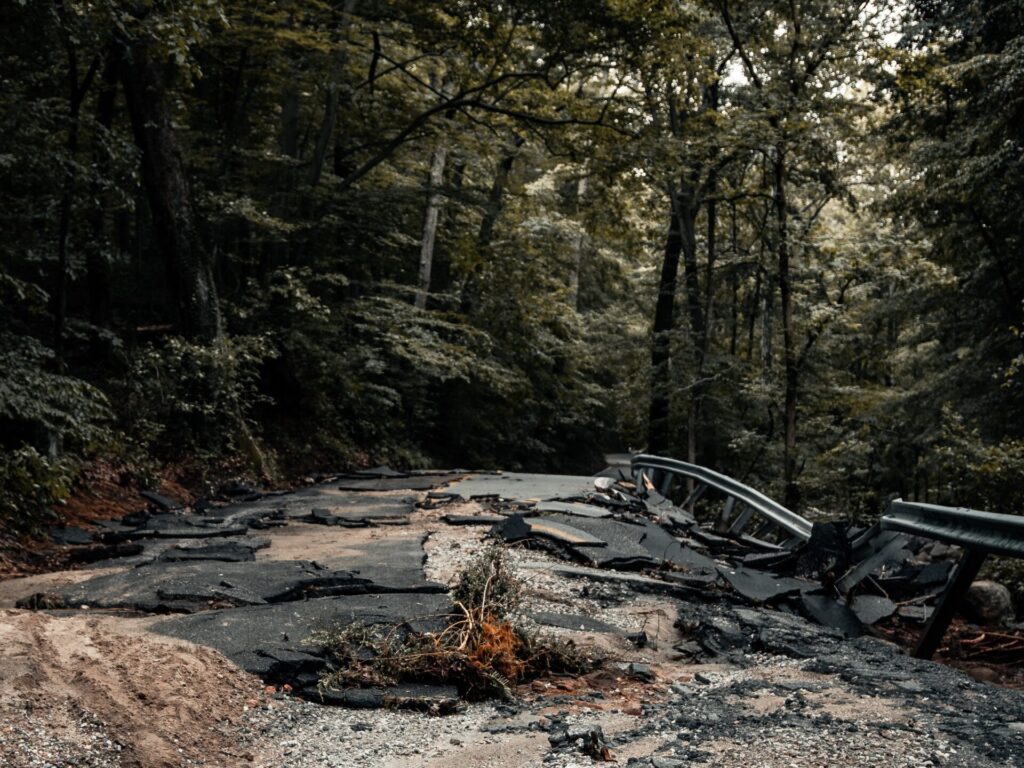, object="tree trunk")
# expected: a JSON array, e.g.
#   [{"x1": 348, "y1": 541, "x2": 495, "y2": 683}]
[
  {"x1": 280, "y1": 86, "x2": 299, "y2": 158},
  {"x1": 415, "y1": 140, "x2": 448, "y2": 309},
  {"x1": 774, "y1": 144, "x2": 799, "y2": 510},
  {"x1": 679, "y1": 192, "x2": 706, "y2": 353},
  {"x1": 648, "y1": 193, "x2": 683, "y2": 454},
  {"x1": 747, "y1": 260, "x2": 761, "y2": 360},
  {"x1": 686, "y1": 186, "x2": 718, "y2": 467},
  {"x1": 53, "y1": 40, "x2": 98, "y2": 369},
  {"x1": 309, "y1": 79, "x2": 341, "y2": 186},
  {"x1": 120, "y1": 39, "x2": 221, "y2": 344},
  {"x1": 678, "y1": 182, "x2": 705, "y2": 466},
  {"x1": 53, "y1": 81, "x2": 81, "y2": 370},
  {"x1": 87, "y1": 46, "x2": 120, "y2": 328},
  {"x1": 432, "y1": 159, "x2": 465, "y2": 296},
  {"x1": 567, "y1": 176, "x2": 588, "y2": 311},
  {"x1": 476, "y1": 142, "x2": 520, "y2": 249},
  {"x1": 760, "y1": 267, "x2": 773, "y2": 375},
  {"x1": 729, "y1": 202, "x2": 739, "y2": 356},
  {"x1": 461, "y1": 137, "x2": 523, "y2": 313},
  {"x1": 309, "y1": 0, "x2": 357, "y2": 186}
]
